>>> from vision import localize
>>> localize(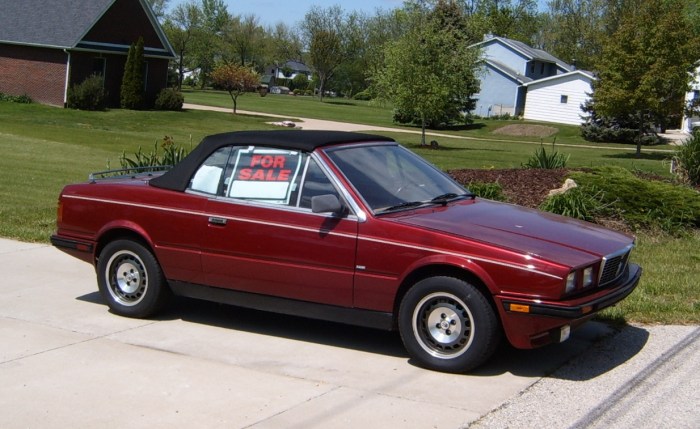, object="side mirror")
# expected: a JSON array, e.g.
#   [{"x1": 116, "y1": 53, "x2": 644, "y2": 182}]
[{"x1": 311, "y1": 194, "x2": 345, "y2": 214}]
